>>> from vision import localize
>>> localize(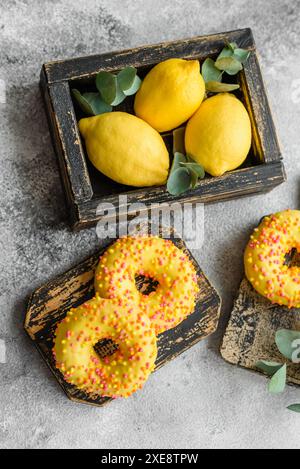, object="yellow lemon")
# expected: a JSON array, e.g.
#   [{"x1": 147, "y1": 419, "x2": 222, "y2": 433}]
[
  {"x1": 134, "y1": 58, "x2": 205, "y2": 132},
  {"x1": 185, "y1": 93, "x2": 252, "y2": 177},
  {"x1": 79, "y1": 112, "x2": 169, "y2": 187}
]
